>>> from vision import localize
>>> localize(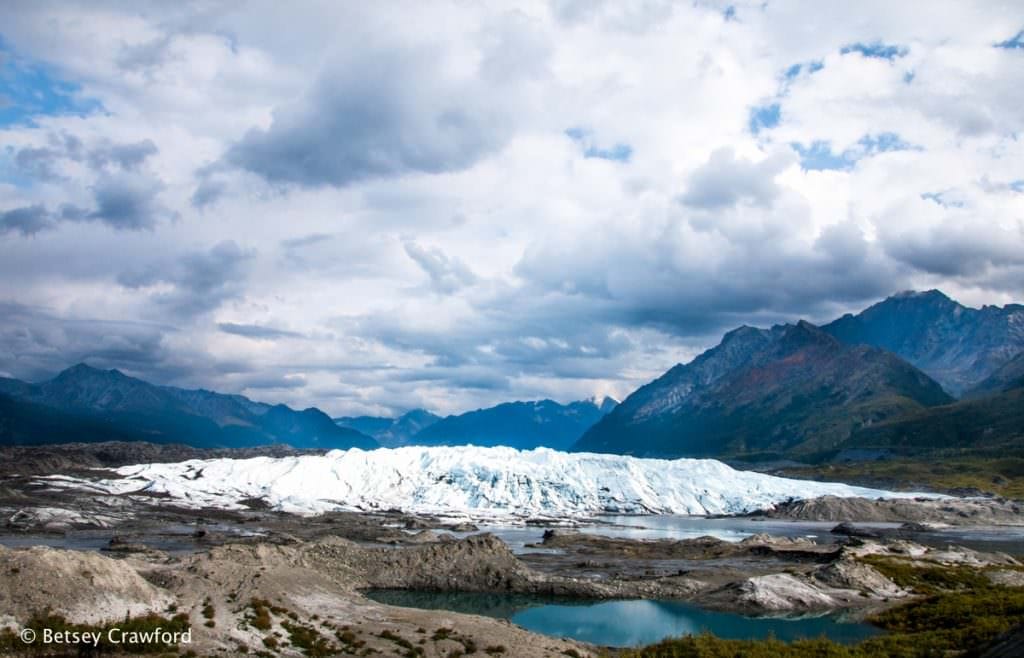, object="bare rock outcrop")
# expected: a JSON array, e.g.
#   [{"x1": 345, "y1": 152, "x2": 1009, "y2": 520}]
[
  {"x1": 812, "y1": 558, "x2": 908, "y2": 599},
  {"x1": 707, "y1": 573, "x2": 839, "y2": 612},
  {"x1": 760, "y1": 495, "x2": 1024, "y2": 525}
]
